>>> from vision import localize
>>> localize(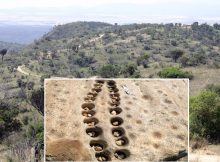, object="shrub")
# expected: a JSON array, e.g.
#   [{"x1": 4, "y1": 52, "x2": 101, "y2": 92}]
[
  {"x1": 99, "y1": 65, "x2": 120, "y2": 78},
  {"x1": 0, "y1": 100, "x2": 22, "y2": 140},
  {"x1": 22, "y1": 116, "x2": 29, "y2": 125},
  {"x1": 169, "y1": 49, "x2": 184, "y2": 62},
  {"x1": 179, "y1": 55, "x2": 190, "y2": 67},
  {"x1": 73, "y1": 55, "x2": 96, "y2": 67},
  {"x1": 136, "y1": 53, "x2": 149, "y2": 68},
  {"x1": 26, "y1": 122, "x2": 44, "y2": 149},
  {"x1": 158, "y1": 67, "x2": 193, "y2": 79},
  {"x1": 121, "y1": 63, "x2": 140, "y2": 78},
  {"x1": 29, "y1": 88, "x2": 44, "y2": 115},
  {"x1": 190, "y1": 90, "x2": 220, "y2": 140}
]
